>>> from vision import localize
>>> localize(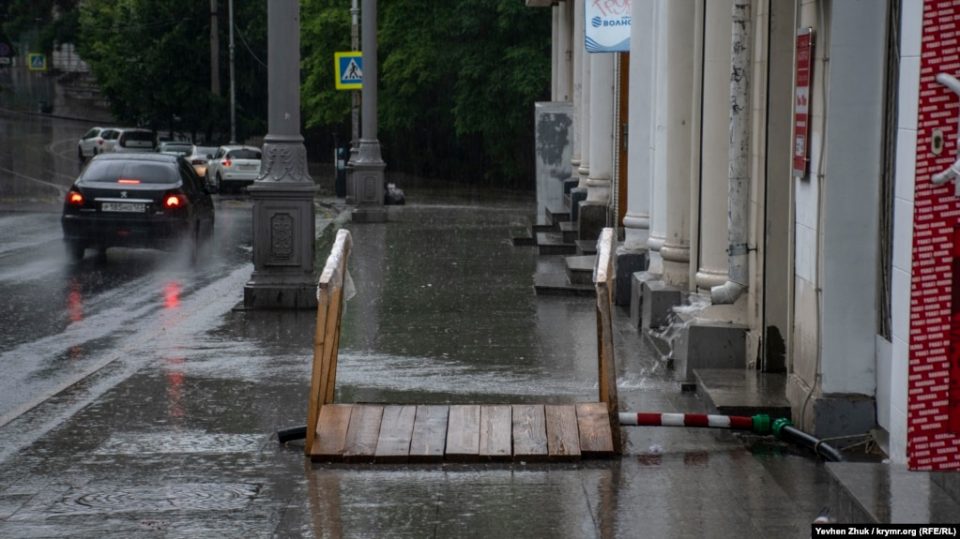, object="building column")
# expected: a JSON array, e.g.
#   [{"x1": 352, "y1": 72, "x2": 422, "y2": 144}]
[
  {"x1": 551, "y1": 5, "x2": 559, "y2": 100},
  {"x1": 646, "y1": 0, "x2": 670, "y2": 273},
  {"x1": 577, "y1": 51, "x2": 614, "y2": 241},
  {"x1": 557, "y1": 1, "x2": 572, "y2": 102},
  {"x1": 570, "y1": 0, "x2": 584, "y2": 176},
  {"x1": 694, "y1": 0, "x2": 734, "y2": 293},
  {"x1": 659, "y1": 0, "x2": 697, "y2": 288},
  {"x1": 577, "y1": 45, "x2": 592, "y2": 188},
  {"x1": 622, "y1": 0, "x2": 656, "y2": 253},
  {"x1": 585, "y1": 53, "x2": 615, "y2": 204}
]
